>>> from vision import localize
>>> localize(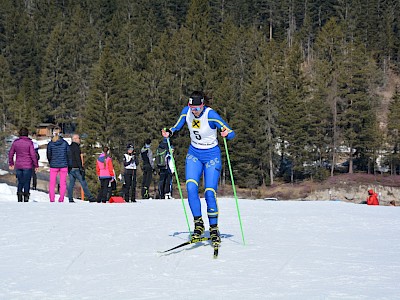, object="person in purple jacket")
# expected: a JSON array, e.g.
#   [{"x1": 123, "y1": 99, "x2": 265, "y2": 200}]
[{"x1": 8, "y1": 127, "x2": 39, "y2": 202}]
